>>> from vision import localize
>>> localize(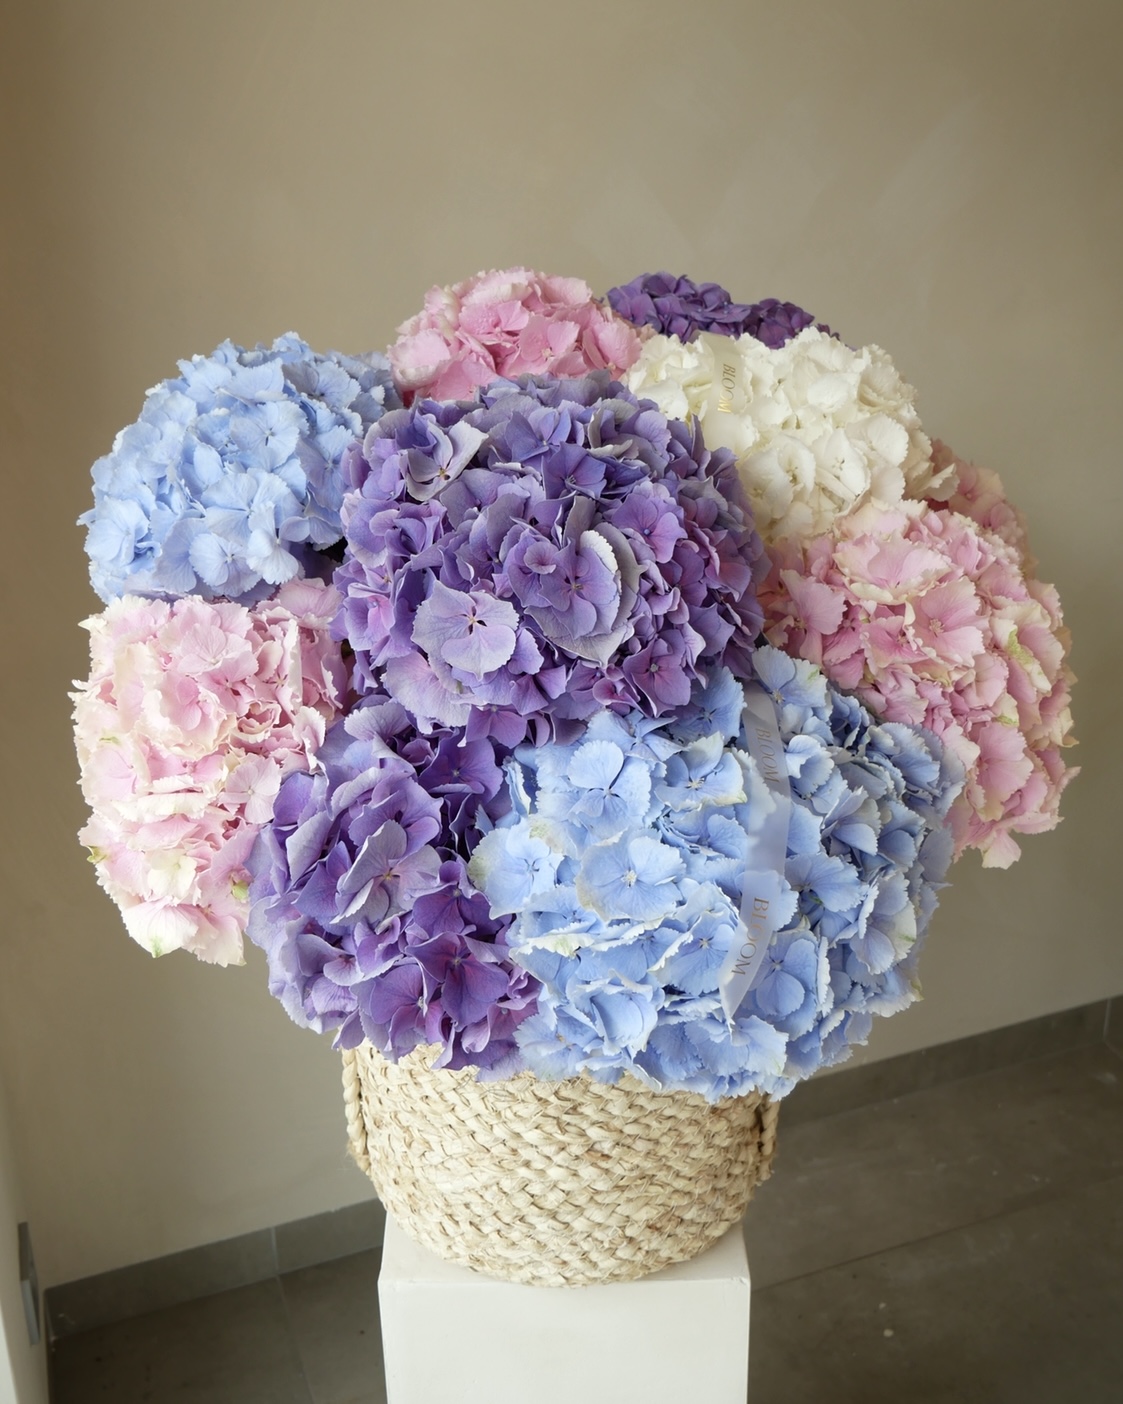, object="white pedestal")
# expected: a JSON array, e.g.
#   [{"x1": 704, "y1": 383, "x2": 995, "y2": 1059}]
[{"x1": 378, "y1": 1216, "x2": 751, "y2": 1404}]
